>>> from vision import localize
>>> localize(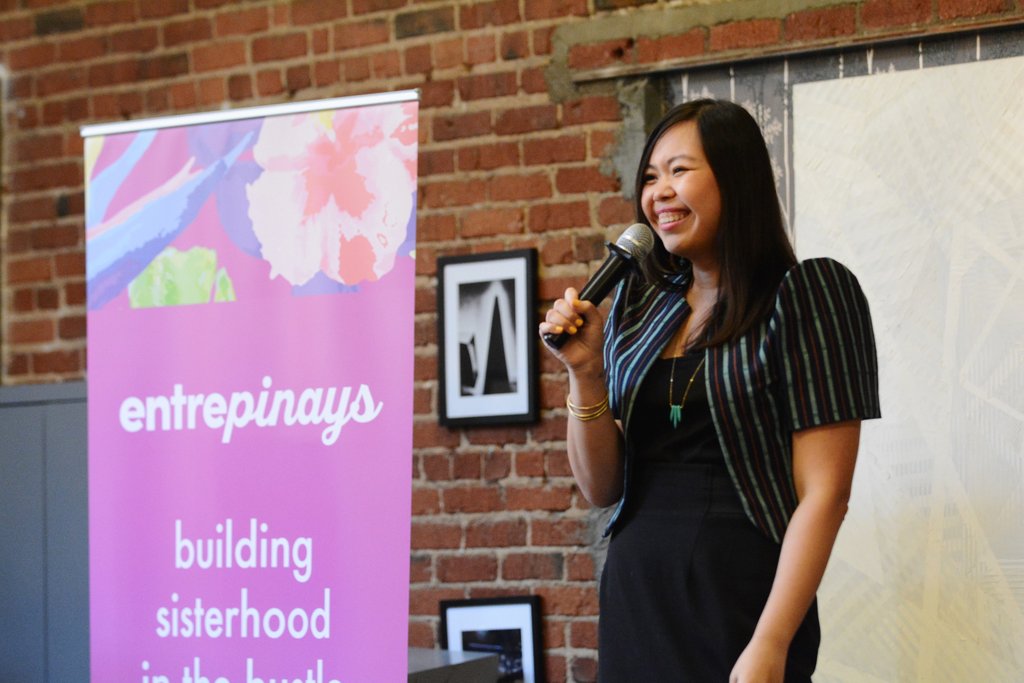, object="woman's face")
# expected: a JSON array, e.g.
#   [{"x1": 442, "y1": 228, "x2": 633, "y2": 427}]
[{"x1": 640, "y1": 120, "x2": 722, "y2": 265}]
